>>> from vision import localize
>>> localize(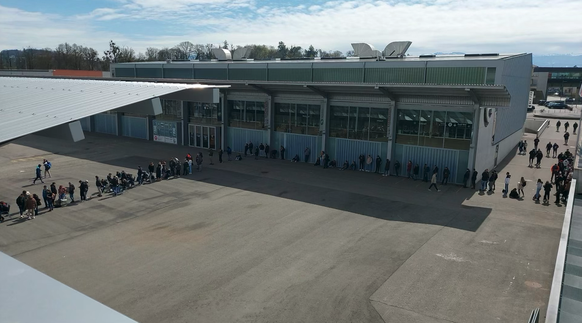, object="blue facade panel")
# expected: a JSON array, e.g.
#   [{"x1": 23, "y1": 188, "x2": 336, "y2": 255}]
[
  {"x1": 283, "y1": 133, "x2": 319, "y2": 163},
  {"x1": 94, "y1": 114, "x2": 117, "y2": 135},
  {"x1": 335, "y1": 138, "x2": 382, "y2": 171},
  {"x1": 121, "y1": 116, "x2": 148, "y2": 139},
  {"x1": 228, "y1": 128, "x2": 268, "y2": 154},
  {"x1": 79, "y1": 117, "x2": 91, "y2": 131},
  {"x1": 394, "y1": 144, "x2": 463, "y2": 183}
]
